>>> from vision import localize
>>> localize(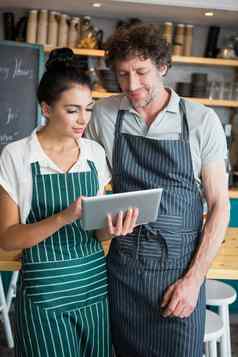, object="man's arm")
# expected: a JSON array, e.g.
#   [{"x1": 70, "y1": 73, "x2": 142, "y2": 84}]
[{"x1": 161, "y1": 160, "x2": 229, "y2": 318}]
